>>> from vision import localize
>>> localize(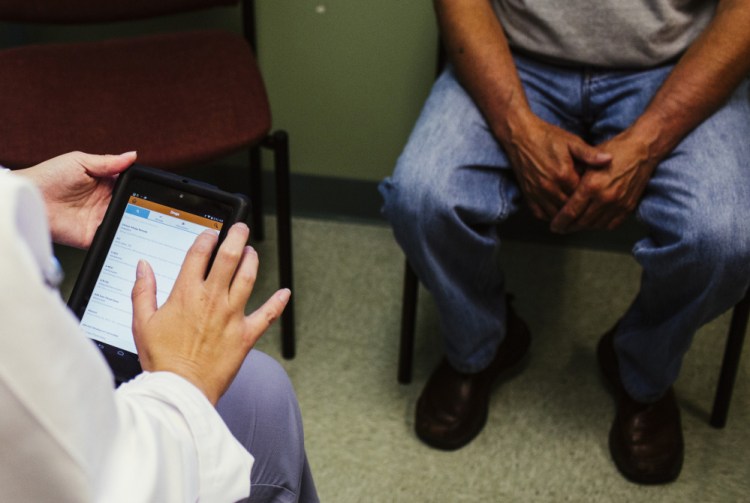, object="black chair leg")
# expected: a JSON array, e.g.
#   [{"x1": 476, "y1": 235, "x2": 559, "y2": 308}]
[
  {"x1": 395, "y1": 259, "x2": 749, "y2": 427},
  {"x1": 249, "y1": 146, "x2": 264, "y2": 241},
  {"x1": 243, "y1": 0, "x2": 263, "y2": 243},
  {"x1": 264, "y1": 131, "x2": 295, "y2": 359},
  {"x1": 399, "y1": 260, "x2": 419, "y2": 384},
  {"x1": 710, "y1": 289, "x2": 750, "y2": 428}
]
